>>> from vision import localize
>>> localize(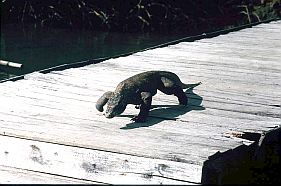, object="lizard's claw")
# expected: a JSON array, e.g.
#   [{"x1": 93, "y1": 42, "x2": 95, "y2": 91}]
[{"x1": 131, "y1": 115, "x2": 146, "y2": 123}]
